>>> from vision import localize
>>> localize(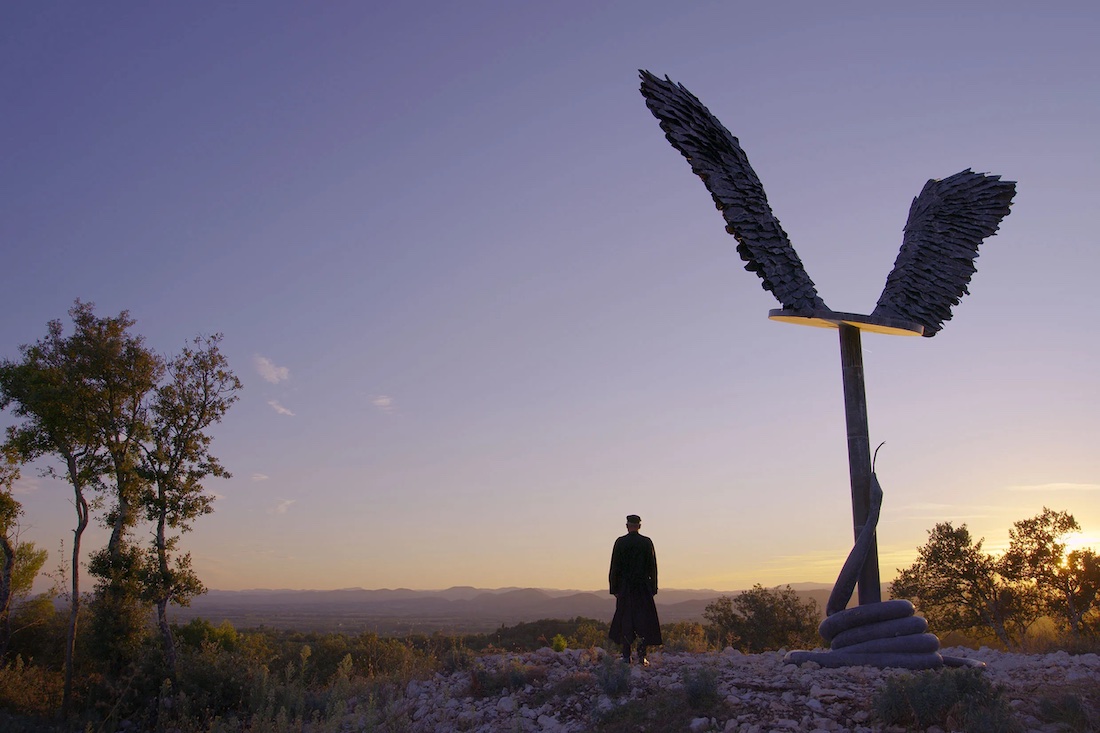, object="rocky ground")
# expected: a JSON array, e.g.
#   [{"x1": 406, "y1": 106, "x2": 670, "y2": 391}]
[{"x1": 393, "y1": 646, "x2": 1100, "y2": 732}]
